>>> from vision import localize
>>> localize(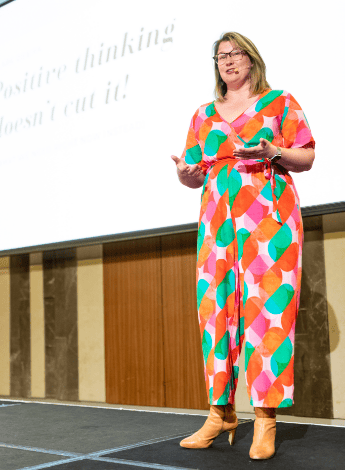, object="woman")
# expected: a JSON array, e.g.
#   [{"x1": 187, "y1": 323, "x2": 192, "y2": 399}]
[{"x1": 171, "y1": 32, "x2": 315, "y2": 460}]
